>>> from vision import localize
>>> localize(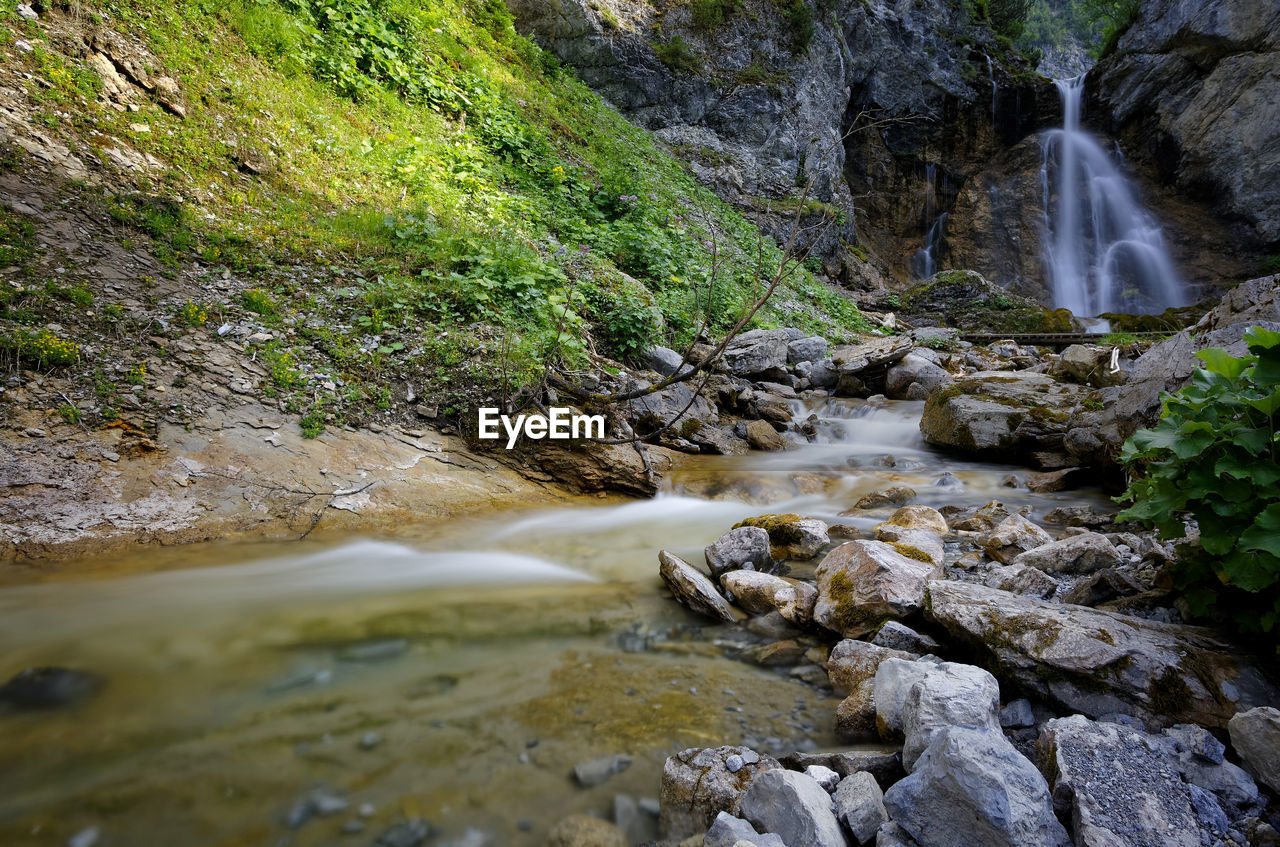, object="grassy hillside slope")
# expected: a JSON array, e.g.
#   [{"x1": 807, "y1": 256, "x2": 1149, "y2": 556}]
[{"x1": 0, "y1": 0, "x2": 869, "y2": 436}]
